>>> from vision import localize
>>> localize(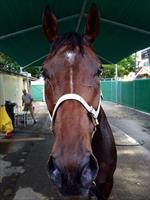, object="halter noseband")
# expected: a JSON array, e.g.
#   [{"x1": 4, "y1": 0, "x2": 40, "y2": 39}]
[{"x1": 49, "y1": 93, "x2": 101, "y2": 136}]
